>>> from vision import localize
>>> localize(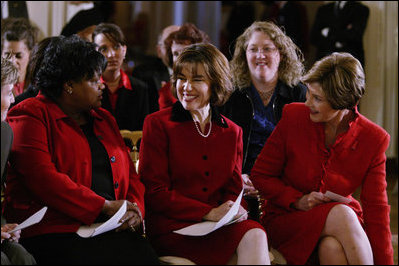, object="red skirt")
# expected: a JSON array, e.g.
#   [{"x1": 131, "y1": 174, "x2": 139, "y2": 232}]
[{"x1": 151, "y1": 219, "x2": 265, "y2": 265}]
